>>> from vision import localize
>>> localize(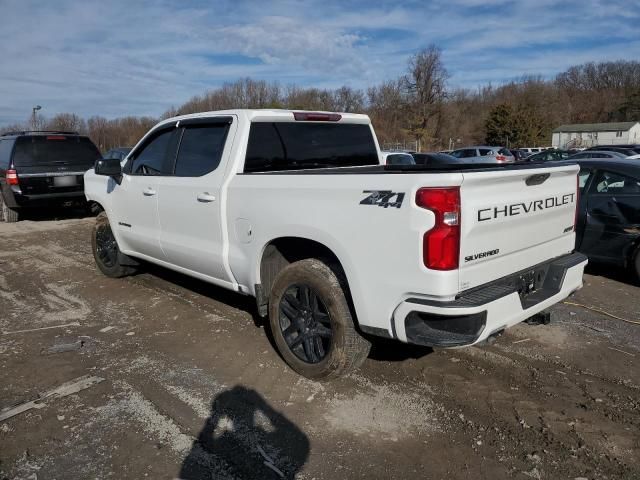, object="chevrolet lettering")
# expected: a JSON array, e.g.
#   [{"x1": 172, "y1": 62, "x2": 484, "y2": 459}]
[{"x1": 477, "y1": 193, "x2": 576, "y2": 222}]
